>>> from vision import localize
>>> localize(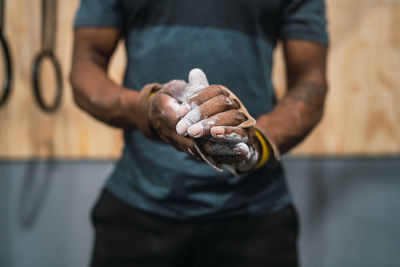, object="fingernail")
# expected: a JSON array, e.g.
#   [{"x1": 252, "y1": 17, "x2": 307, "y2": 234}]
[
  {"x1": 176, "y1": 120, "x2": 189, "y2": 135},
  {"x1": 211, "y1": 126, "x2": 225, "y2": 138},
  {"x1": 188, "y1": 124, "x2": 203, "y2": 137},
  {"x1": 178, "y1": 103, "x2": 190, "y2": 117},
  {"x1": 234, "y1": 143, "x2": 249, "y2": 155}
]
